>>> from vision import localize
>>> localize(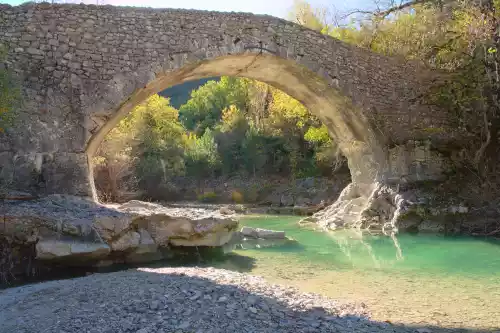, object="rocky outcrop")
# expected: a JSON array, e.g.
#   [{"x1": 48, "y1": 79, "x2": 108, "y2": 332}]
[
  {"x1": 115, "y1": 200, "x2": 239, "y2": 247},
  {"x1": 0, "y1": 196, "x2": 238, "y2": 271}
]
